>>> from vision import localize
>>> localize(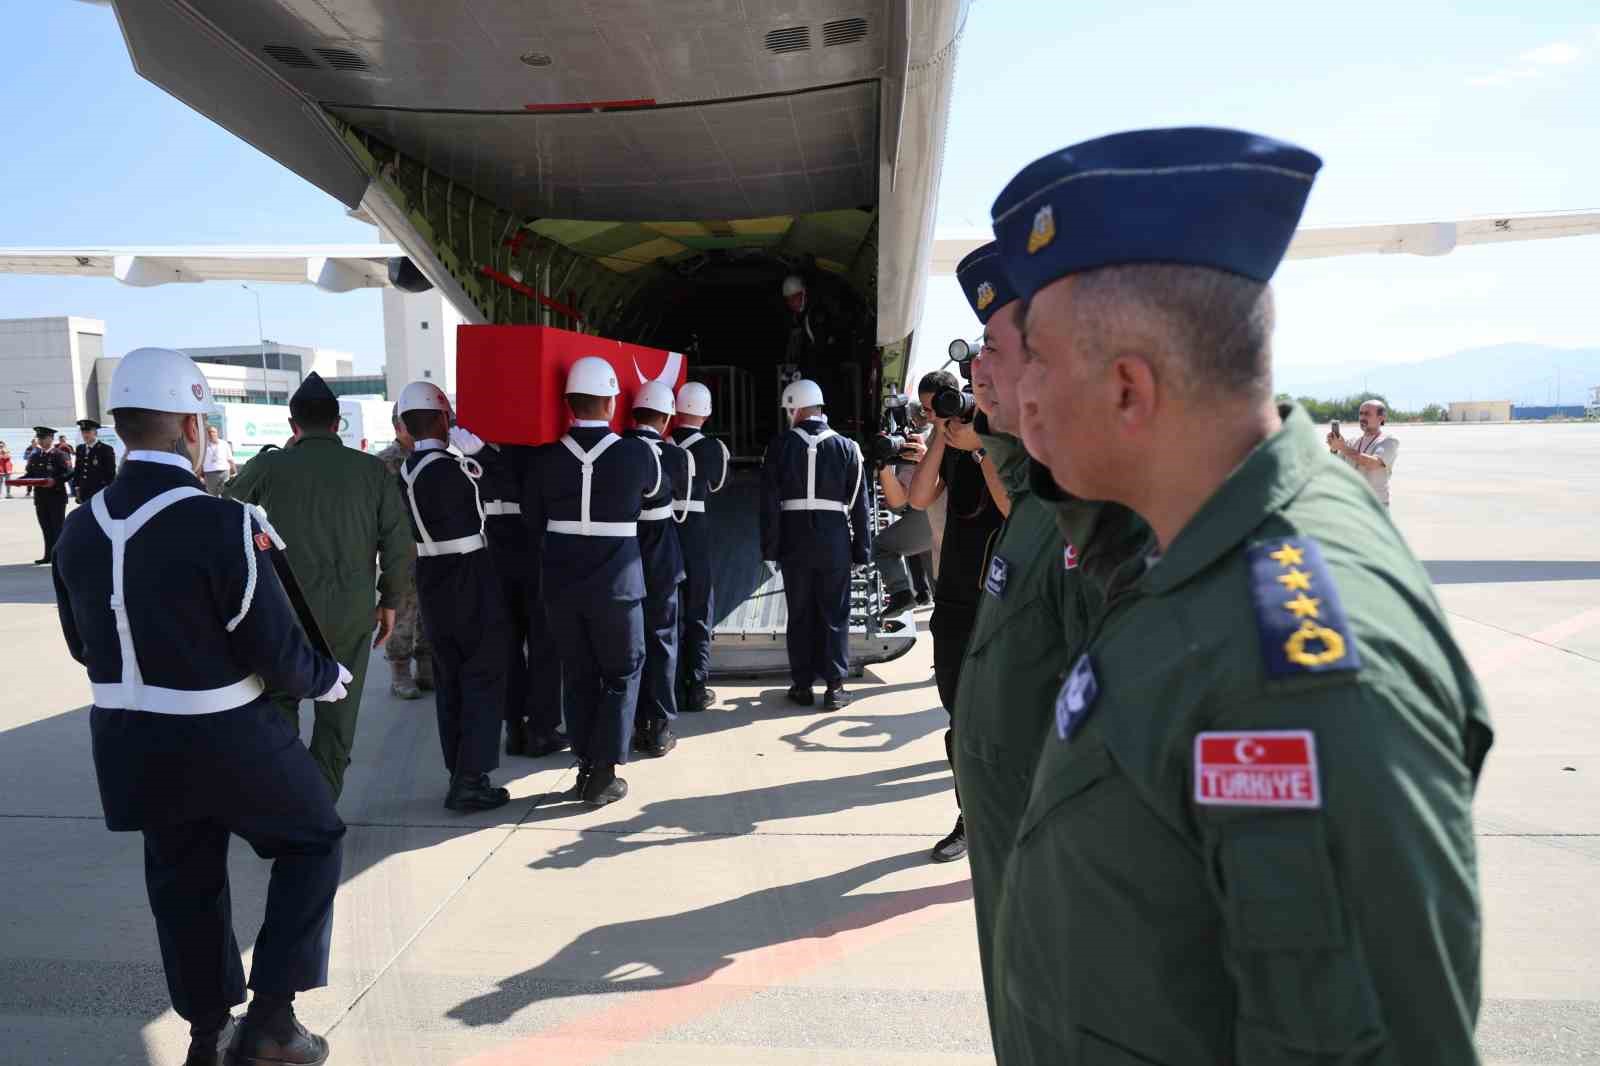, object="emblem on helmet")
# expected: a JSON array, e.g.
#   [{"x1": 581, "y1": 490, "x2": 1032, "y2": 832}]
[
  {"x1": 191, "y1": 383, "x2": 204, "y2": 400},
  {"x1": 976, "y1": 281, "x2": 996, "y2": 311},
  {"x1": 1027, "y1": 204, "x2": 1056, "y2": 255}
]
